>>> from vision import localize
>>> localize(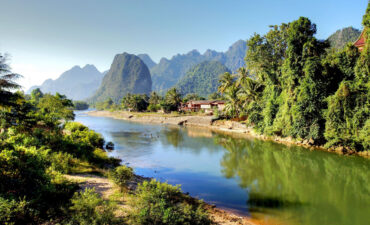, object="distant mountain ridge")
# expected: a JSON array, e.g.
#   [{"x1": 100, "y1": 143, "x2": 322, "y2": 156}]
[
  {"x1": 89, "y1": 53, "x2": 152, "y2": 103},
  {"x1": 137, "y1": 54, "x2": 157, "y2": 69},
  {"x1": 150, "y1": 40, "x2": 247, "y2": 92},
  {"x1": 328, "y1": 27, "x2": 361, "y2": 50},
  {"x1": 27, "y1": 64, "x2": 103, "y2": 100}
]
